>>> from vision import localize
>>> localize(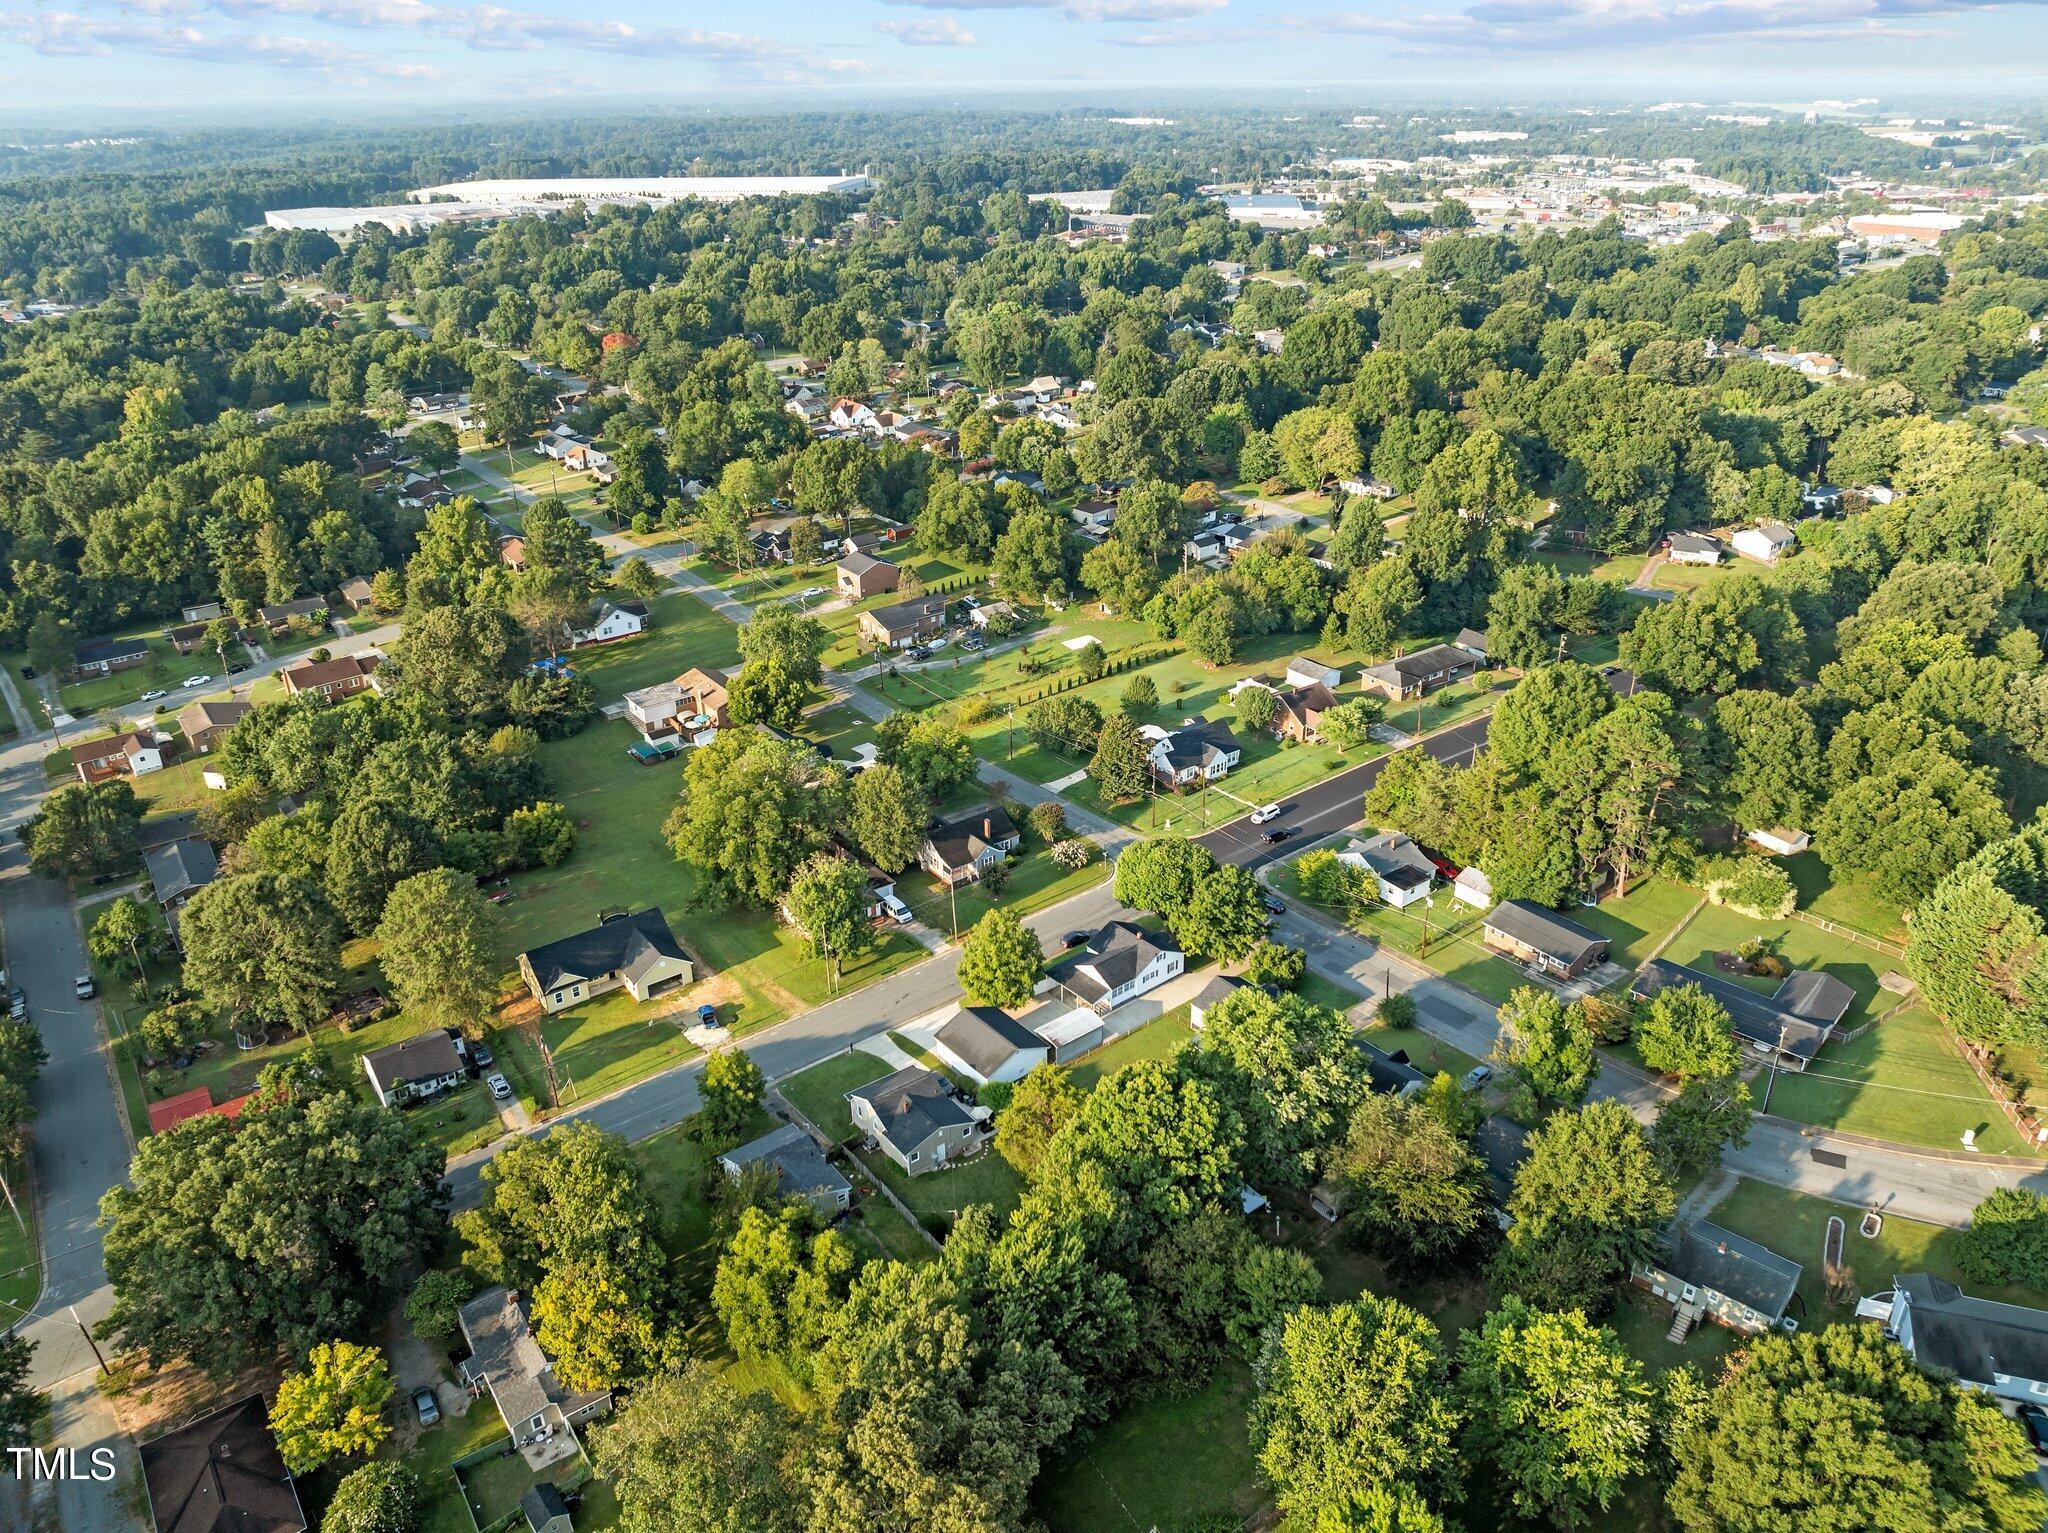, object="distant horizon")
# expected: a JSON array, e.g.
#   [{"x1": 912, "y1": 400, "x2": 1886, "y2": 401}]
[{"x1": 3, "y1": 0, "x2": 2048, "y2": 117}]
